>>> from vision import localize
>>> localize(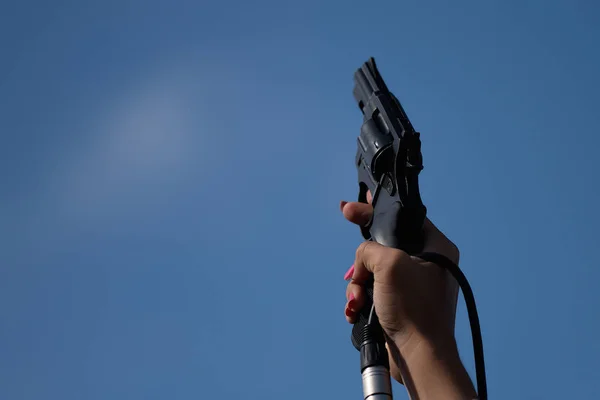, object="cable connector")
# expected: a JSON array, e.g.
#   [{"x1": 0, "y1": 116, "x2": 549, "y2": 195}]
[{"x1": 360, "y1": 319, "x2": 393, "y2": 400}]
